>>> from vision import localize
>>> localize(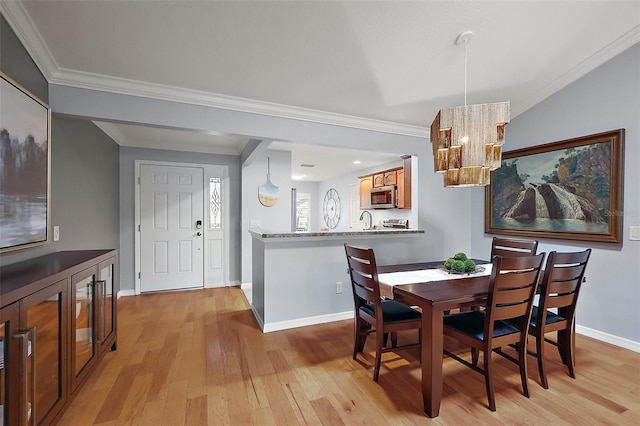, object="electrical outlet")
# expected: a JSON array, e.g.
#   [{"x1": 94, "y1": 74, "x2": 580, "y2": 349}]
[
  {"x1": 630, "y1": 226, "x2": 640, "y2": 241},
  {"x1": 53, "y1": 226, "x2": 60, "y2": 241},
  {"x1": 336, "y1": 282, "x2": 343, "y2": 294}
]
